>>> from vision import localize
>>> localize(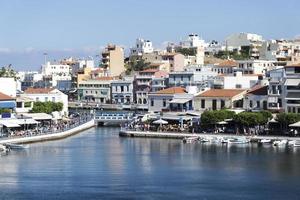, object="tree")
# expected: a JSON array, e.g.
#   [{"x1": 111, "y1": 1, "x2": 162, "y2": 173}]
[
  {"x1": 0, "y1": 64, "x2": 18, "y2": 80},
  {"x1": 125, "y1": 57, "x2": 150, "y2": 73},
  {"x1": 176, "y1": 47, "x2": 197, "y2": 56},
  {"x1": 276, "y1": 113, "x2": 300, "y2": 132},
  {"x1": 233, "y1": 111, "x2": 273, "y2": 134},
  {"x1": 201, "y1": 109, "x2": 235, "y2": 127},
  {"x1": 30, "y1": 102, "x2": 64, "y2": 114}
]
